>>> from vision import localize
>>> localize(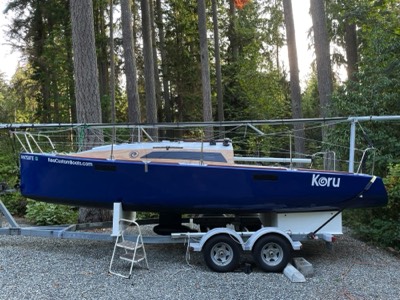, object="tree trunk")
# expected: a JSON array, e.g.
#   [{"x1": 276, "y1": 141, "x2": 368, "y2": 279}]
[
  {"x1": 64, "y1": 0, "x2": 76, "y2": 123},
  {"x1": 228, "y1": 0, "x2": 239, "y2": 62},
  {"x1": 283, "y1": 0, "x2": 305, "y2": 157},
  {"x1": 141, "y1": 0, "x2": 158, "y2": 139},
  {"x1": 70, "y1": 0, "x2": 103, "y2": 134},
  {"x1": 93, "y1": 0, "x2": 109, "y2": 122},
  {"x1": 310, "y1": 0, "x2": 333, "y2": 138},
  {"x1": 149, "y1": 0, "x2": 162, "y2": 123},
  {"x1": 70, "y1": 0, "x2": 110, "y2": 223},
  {"x1": 156, "y1": 0, "x2": 171, "y2": 124},
  {"x1": 212, "y1": 0, "x2": 224, "y2": 136},
  {"x1": 121, "y1": 0, "x2": 141, "y2": 125},
  {"x1": 310, "y1": 0, "x2": 334, "y2": 169},
  {"x1": 109, "y1": 0, "x2": 116, "y2": 129},
  {"x1": 344, "y1": 21, "x2": 358, "y2": 80},
  {"x1": 197, "y1": 0, "x2": 213, "y2": 139},
  {"x1": 31, "y1": 3, "x2": 49, "y2": 123}
]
